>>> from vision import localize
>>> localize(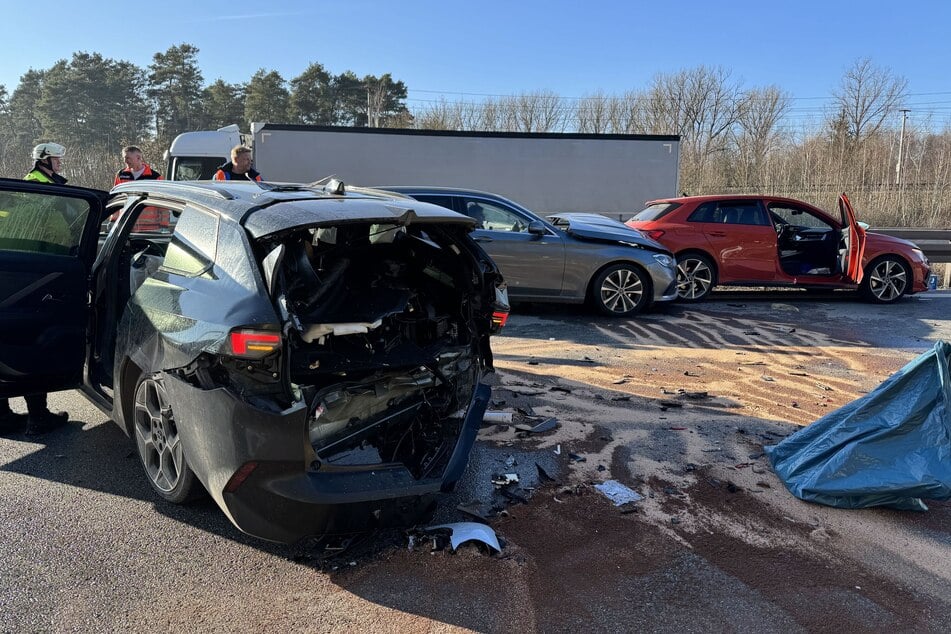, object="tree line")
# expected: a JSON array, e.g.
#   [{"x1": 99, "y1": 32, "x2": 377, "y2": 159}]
[{"x1": 0, "y1": 45, "x2": 948, "y2": 228}]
